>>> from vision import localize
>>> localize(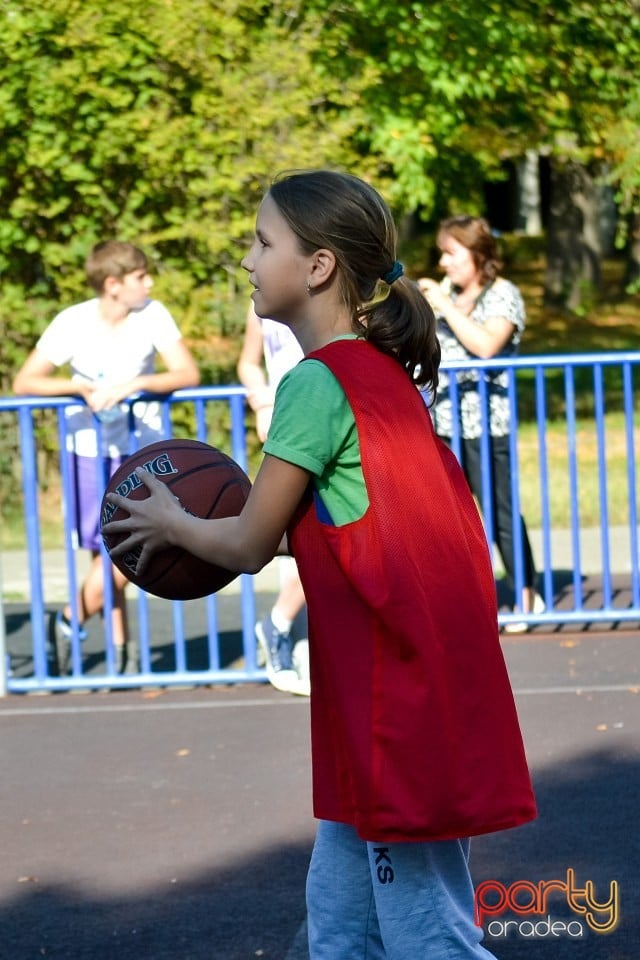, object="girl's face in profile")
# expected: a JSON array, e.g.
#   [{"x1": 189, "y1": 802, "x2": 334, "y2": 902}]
[
  {"x1": 438, "y1": 234, "x2": 479, "y2": 290},
  {"x1": 242, "y1": 193, "x2": 313, "y2": 326}
]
